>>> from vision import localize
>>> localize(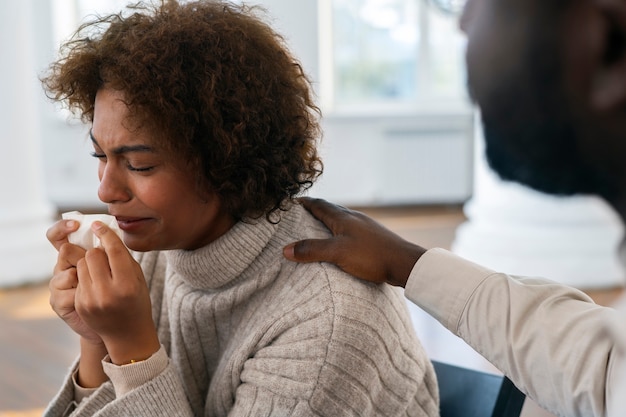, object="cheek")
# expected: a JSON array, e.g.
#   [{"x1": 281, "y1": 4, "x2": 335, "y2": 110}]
[
  {"x1": 139, "y1": 179, "x2": 199, "y2": 218},
  {"x1": 137, "y1": 184, "x2": 172, "y2": 211},
  {"x1": 97, "y1": 162, "x2": 104, "y2": 181}
]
